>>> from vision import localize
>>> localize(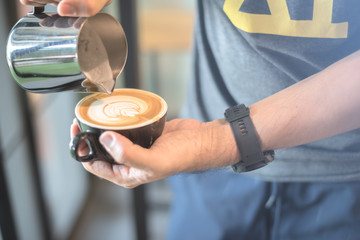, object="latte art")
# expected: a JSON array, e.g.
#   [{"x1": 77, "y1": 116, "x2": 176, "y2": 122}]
[
  {"x1": 76, "y1": 88, "x2": 167, "y2": 130},
  {"x1": 103, "y1": 98, "x2": 147, "y2": 118},
  {"x1": 88, "y1": 96, "x2": 149, "y2": 126}
]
